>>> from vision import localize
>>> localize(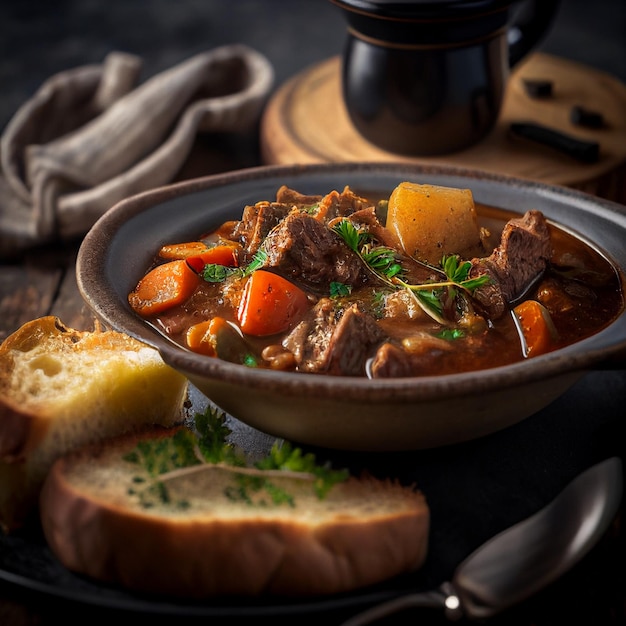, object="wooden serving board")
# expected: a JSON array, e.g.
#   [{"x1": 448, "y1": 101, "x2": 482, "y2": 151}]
[{"x1": 261, "y1": 53, "x2": 626, "y2": 203}]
